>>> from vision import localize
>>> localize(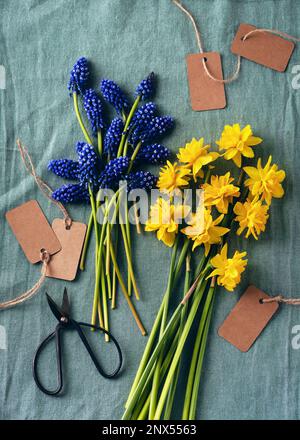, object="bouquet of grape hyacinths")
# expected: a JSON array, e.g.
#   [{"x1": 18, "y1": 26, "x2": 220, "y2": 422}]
[
  {"x1": 122, "y1": 124, "x2": 286, "y2": 419},
  {"x1": 48, "y1": 57, "x2": 174, "y2": 339}
]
